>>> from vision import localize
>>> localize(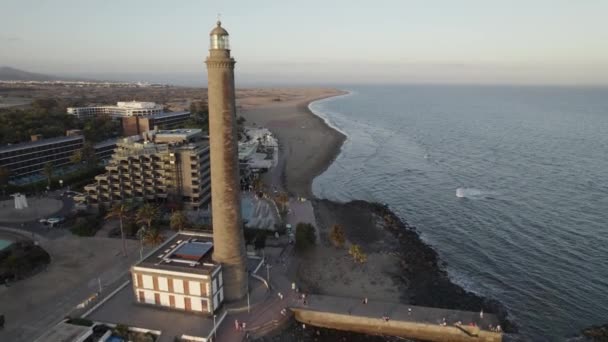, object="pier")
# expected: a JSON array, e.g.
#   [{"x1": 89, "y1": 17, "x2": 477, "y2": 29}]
[{"x1": 290, "y1": 294, "x2": 503, "y2": 342}]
